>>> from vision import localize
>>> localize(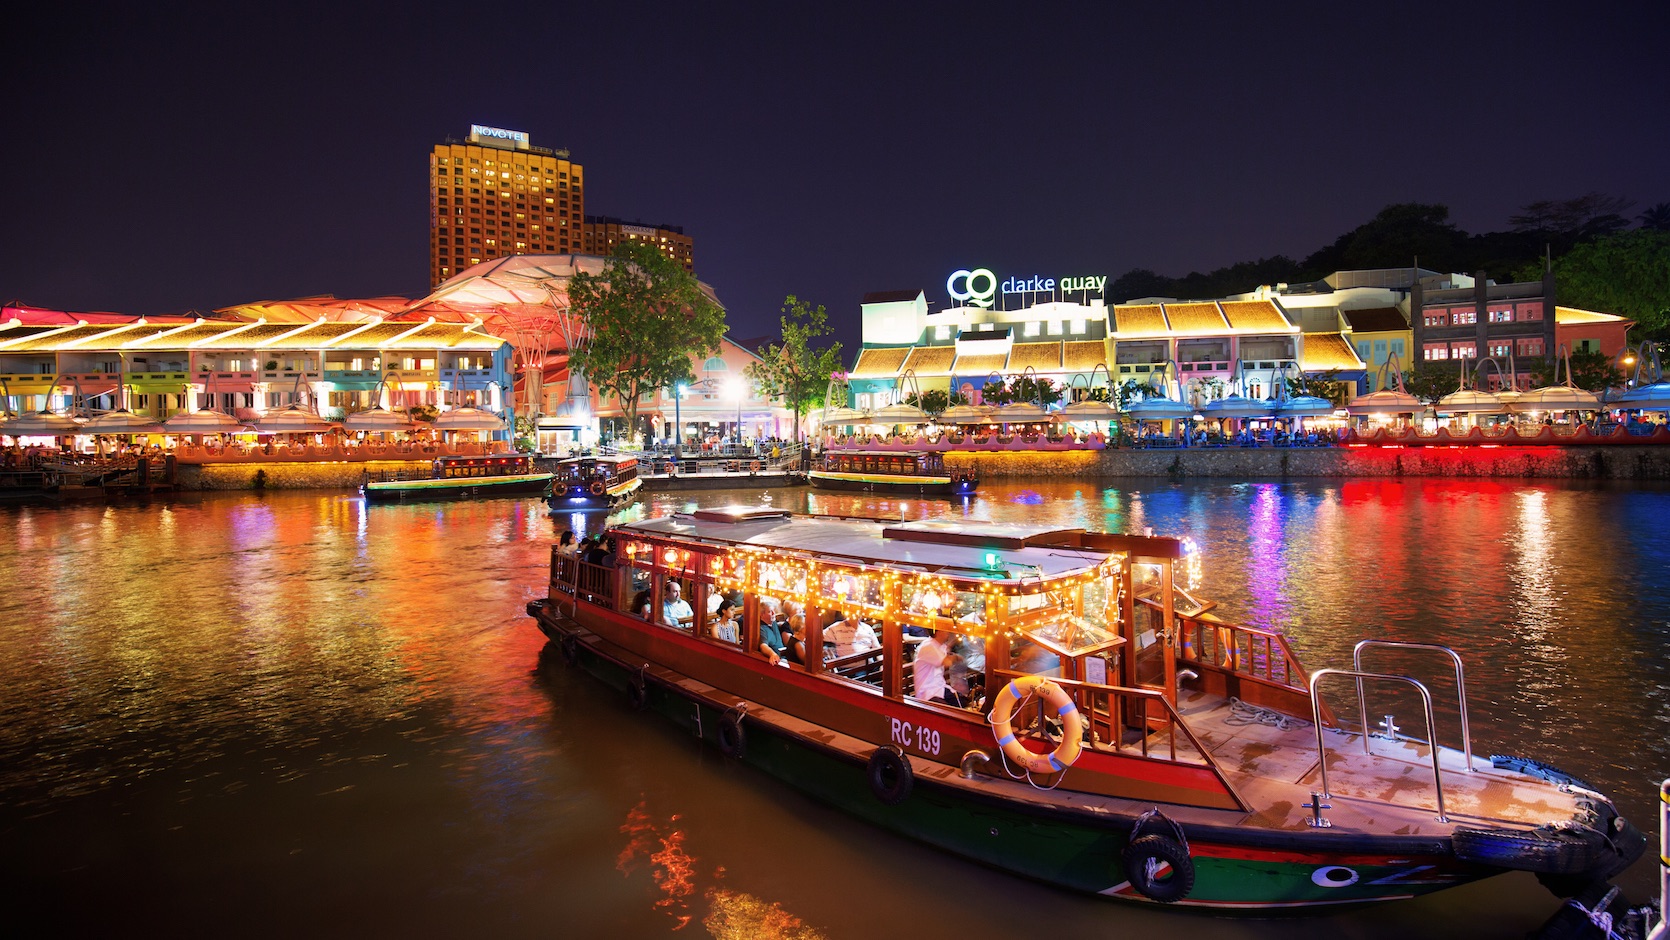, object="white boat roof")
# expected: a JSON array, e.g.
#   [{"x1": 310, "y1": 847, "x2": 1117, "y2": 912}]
[{"x1": 612, "y1": 508, "x2": 1113, "y2": 585}]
